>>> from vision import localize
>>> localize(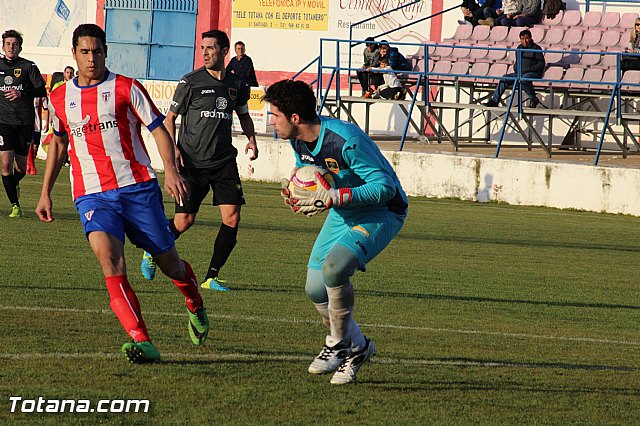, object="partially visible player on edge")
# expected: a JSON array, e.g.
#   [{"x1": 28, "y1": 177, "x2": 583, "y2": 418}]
[
  {"x1": 264, "y1": 80, "x2": 408, "y2": 385},
  {"x1": 63, "y1": 65, "x2": 74, "y2": 81},
  {"x1": 0, "y1": 29, "x2": 47, "y2": 217},
  {"x1": 35, "y1": 24, "x2": 209, "y2": 363},
  {"x1": 27, "y1": 93, "x2": 48, "y2": 175},
  {"x1": 140, "y1": 29, "x2": 258, "y2": 292}
]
